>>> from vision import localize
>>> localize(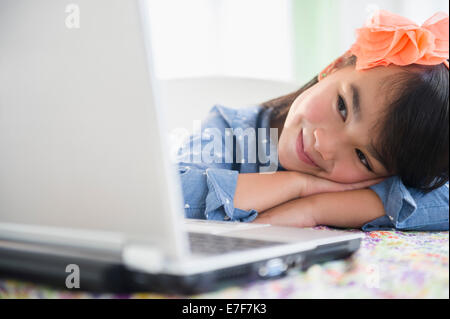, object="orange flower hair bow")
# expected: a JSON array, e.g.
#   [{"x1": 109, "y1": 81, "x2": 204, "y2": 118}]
[{"x1": 350, "y1": 10, "x2": 449, "y2": 70}]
